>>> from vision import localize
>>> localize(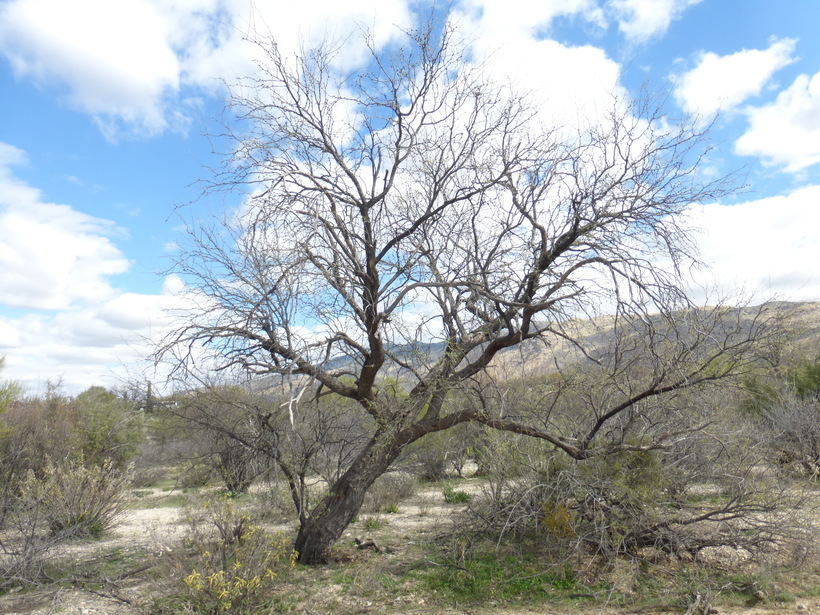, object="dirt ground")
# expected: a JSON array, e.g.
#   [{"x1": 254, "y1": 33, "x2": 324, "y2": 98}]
[{"x1": 1, "y1": 481, "x2": 819, "y2": 615}]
